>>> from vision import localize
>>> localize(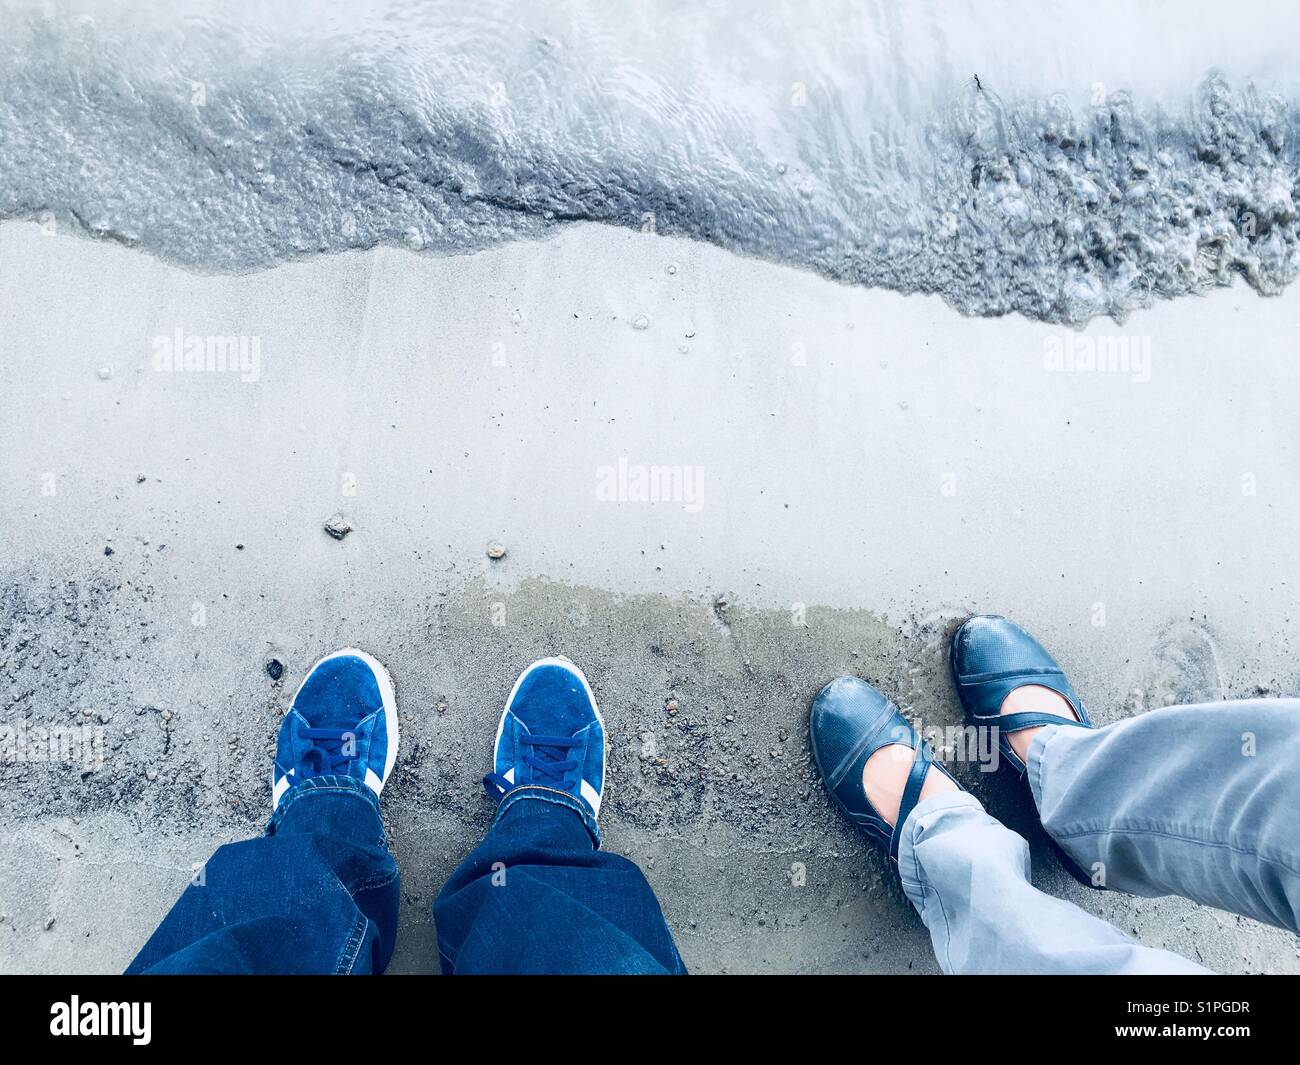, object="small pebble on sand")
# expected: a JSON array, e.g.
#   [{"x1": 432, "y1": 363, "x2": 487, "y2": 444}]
[{"x1": 323, "y1": 515, "x2": 353, "y2": 540}]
